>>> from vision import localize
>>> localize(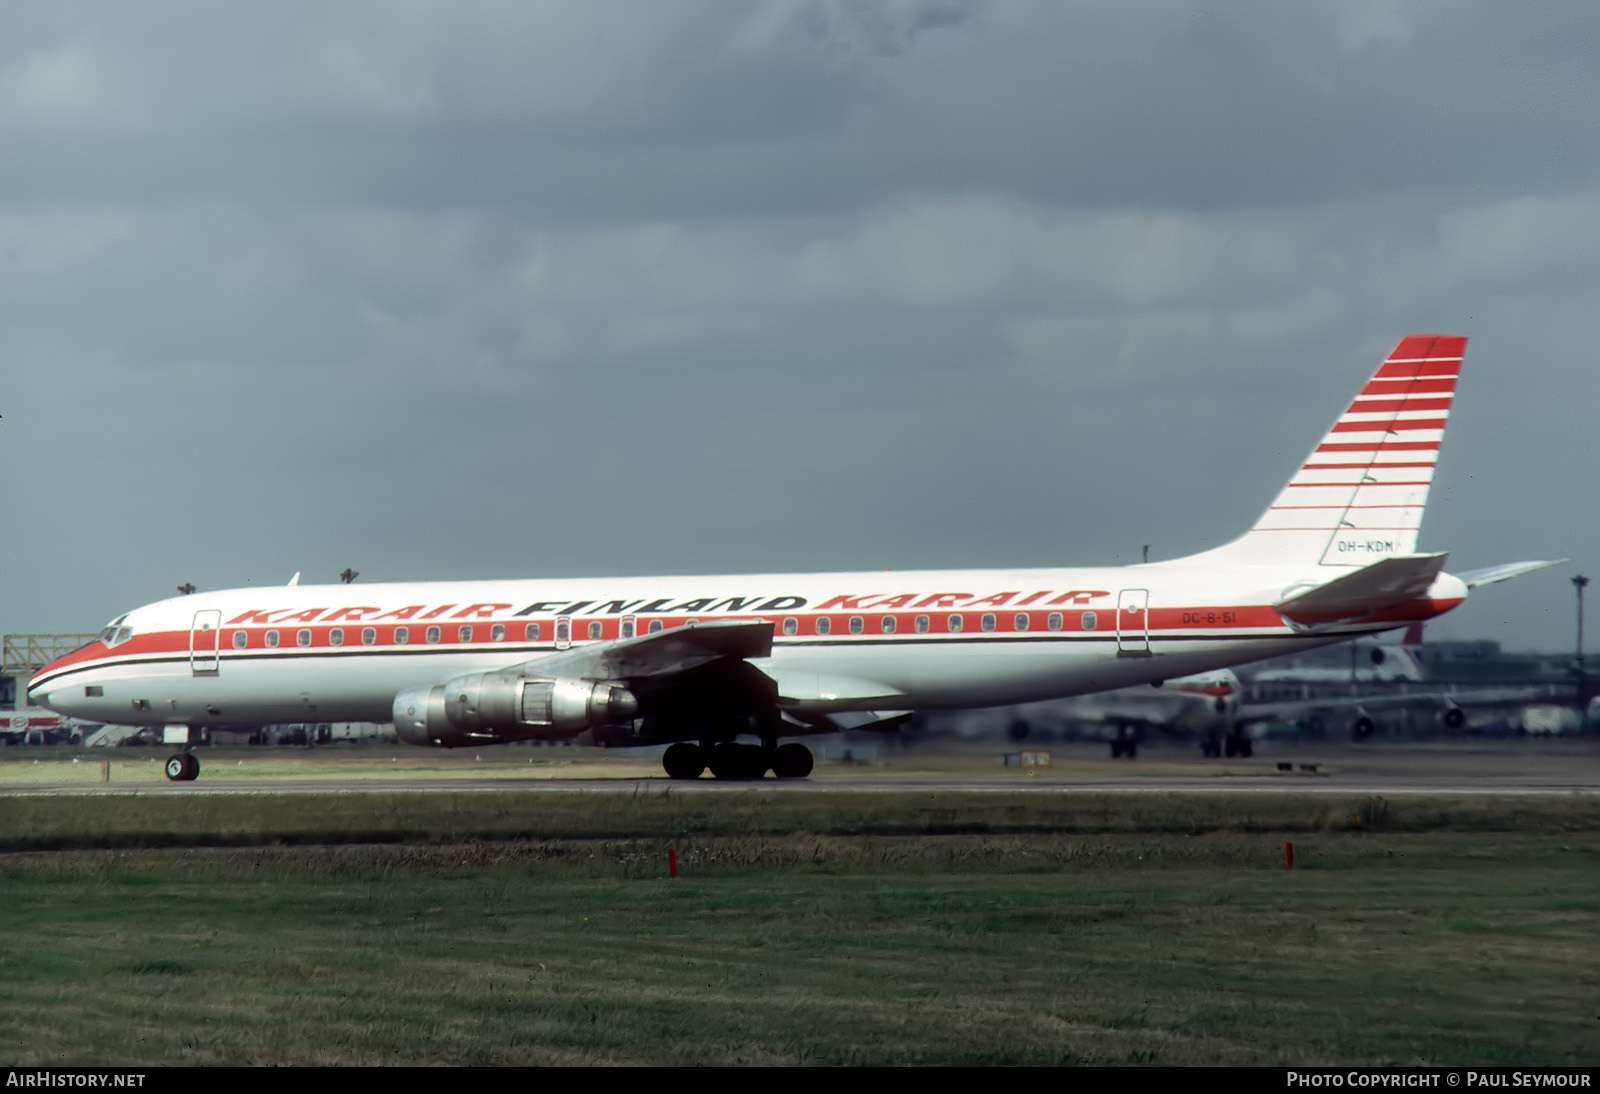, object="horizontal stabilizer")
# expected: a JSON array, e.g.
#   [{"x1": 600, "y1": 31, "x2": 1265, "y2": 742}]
[
  {"x1": 1276, "y1": 552, "x2": 1449, "y2": 629},
  {"x1": 1455, "y1": 559, "x2": 1566, "y2": 589}
]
